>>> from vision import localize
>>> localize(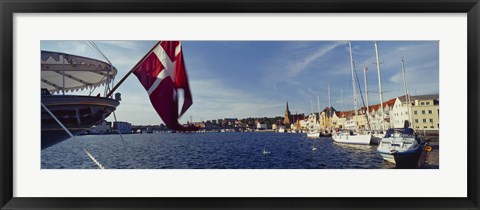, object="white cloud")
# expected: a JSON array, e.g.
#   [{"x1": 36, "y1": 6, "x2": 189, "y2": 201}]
[
  {"x1": 287, "y1": 41, "x2": 345, "y2": 77},
  {"x1": 187, "y1": 79, "x2": 284, "y2": 121}
]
